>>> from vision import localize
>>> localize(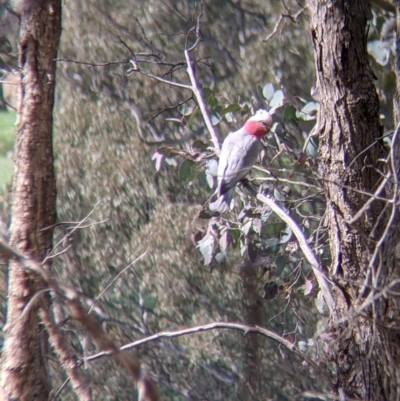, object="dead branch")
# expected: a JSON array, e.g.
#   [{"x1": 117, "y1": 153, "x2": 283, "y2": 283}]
[
  {"x1": 256, "y1": 194, "x2": 334, "y2": 313},
  {"x1": 263, "y1": 8, "x2": 305, "y2": 43},
  {"x1": 85, "y1": 321, "x2": 332, "y2": 384}
]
